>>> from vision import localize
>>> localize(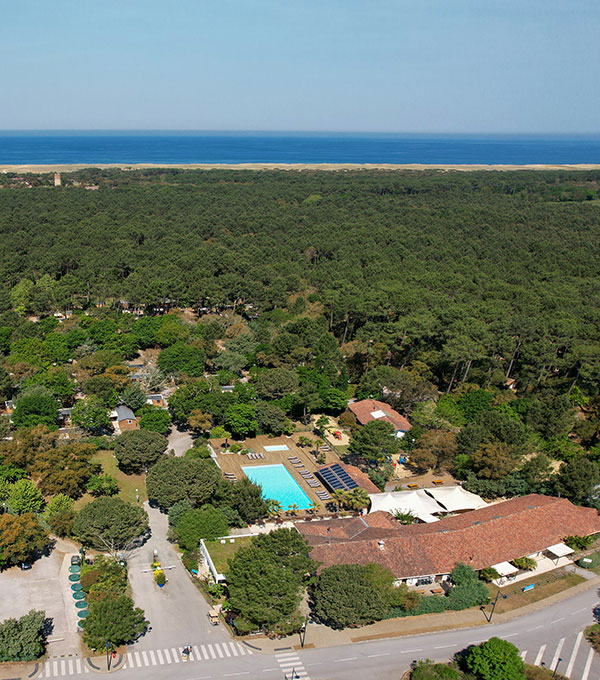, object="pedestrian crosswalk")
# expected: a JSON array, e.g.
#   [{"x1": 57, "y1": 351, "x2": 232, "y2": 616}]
[
  {"x1": 519, "y1": 632, "x2": 599, "y2": 680},
  {"x1": 39, "y1": 657, "x2": 89, "y2": 677},
  {"x1": 275, "y1": 651, "x2": 310, "y2": 679},
  {"x1": 121, "y1": 641, "x2": 252, "y2": 669}
]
